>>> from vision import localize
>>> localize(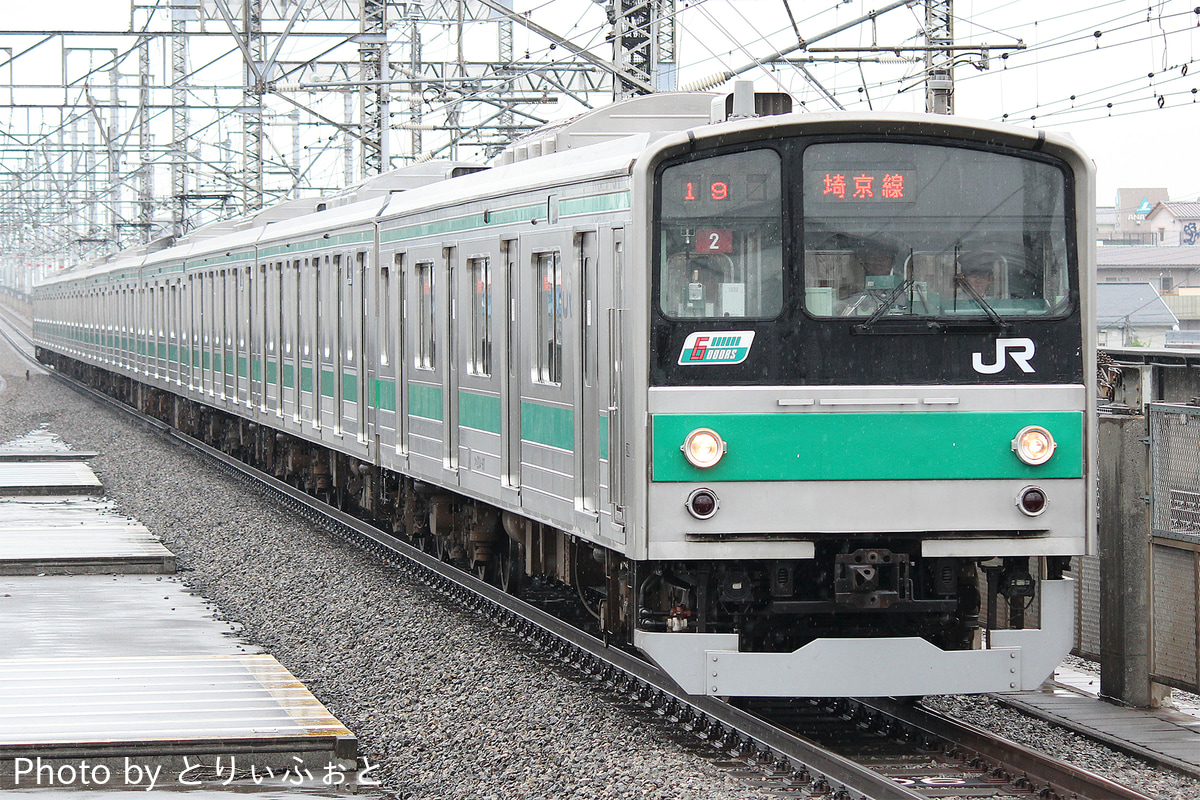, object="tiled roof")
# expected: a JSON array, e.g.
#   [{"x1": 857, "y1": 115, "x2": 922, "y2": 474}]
[
  {"x1": 1149, "y1": 202, "x2": 1200, "y2": 219},
  {"x1": 1097, "y1": 245, "x2": 1200, "y2": 267},
  {"x1": 1096, "y1": 282, "x2": 1179, "y2": 328}
]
